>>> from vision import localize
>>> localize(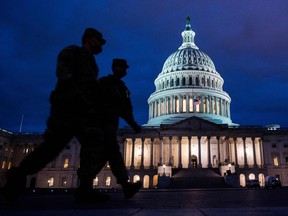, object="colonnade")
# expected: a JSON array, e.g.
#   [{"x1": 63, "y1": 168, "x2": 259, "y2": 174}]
[
  {"x1": 149, "y1": 95, "x2": 230, "y2": 119},
  {"x1": 123, "y1": 136, "x2": 264, "y2": 170}
]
